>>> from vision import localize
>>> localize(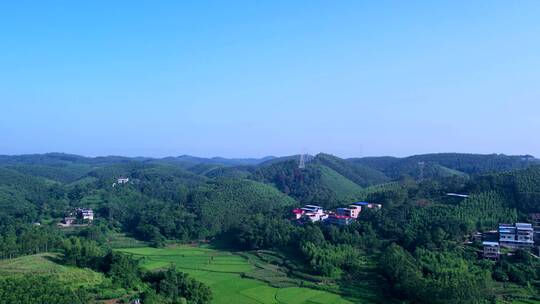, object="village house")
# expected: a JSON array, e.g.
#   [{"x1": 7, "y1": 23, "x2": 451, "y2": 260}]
[
  {"x1": 300, "y1": 205, "x2": 328, "y2": 223},
  {"x1": 117, "y1": 177, "x2": 130, "y2": 184},
  {"x1": 326, "y1": 214, "x2": 354, "y2": 226},
  {"x1": 292, "y1": 201, "x2": 382, "y2": 226},
  {"x1": 352, "y1": 201, "x2": 382, "y2": 210},
  {"x1": 499, "y1": 223, "x2": 534, "y2": 248},
  {"x1": 292, "y1": 208, "x2": 304, "y2": 220},
  {"x1": 77, "y1": 208, "x2": 94, "y2": 221},
  {"x1": 482, "y1": 241, "x2": 500, "y2": 259},
  {"x1": 58, "y1": 215, "x2": 77, "y2": 227},
  {"x1": 336, "y1": 205, "x2": 362, "y2": 219}
]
